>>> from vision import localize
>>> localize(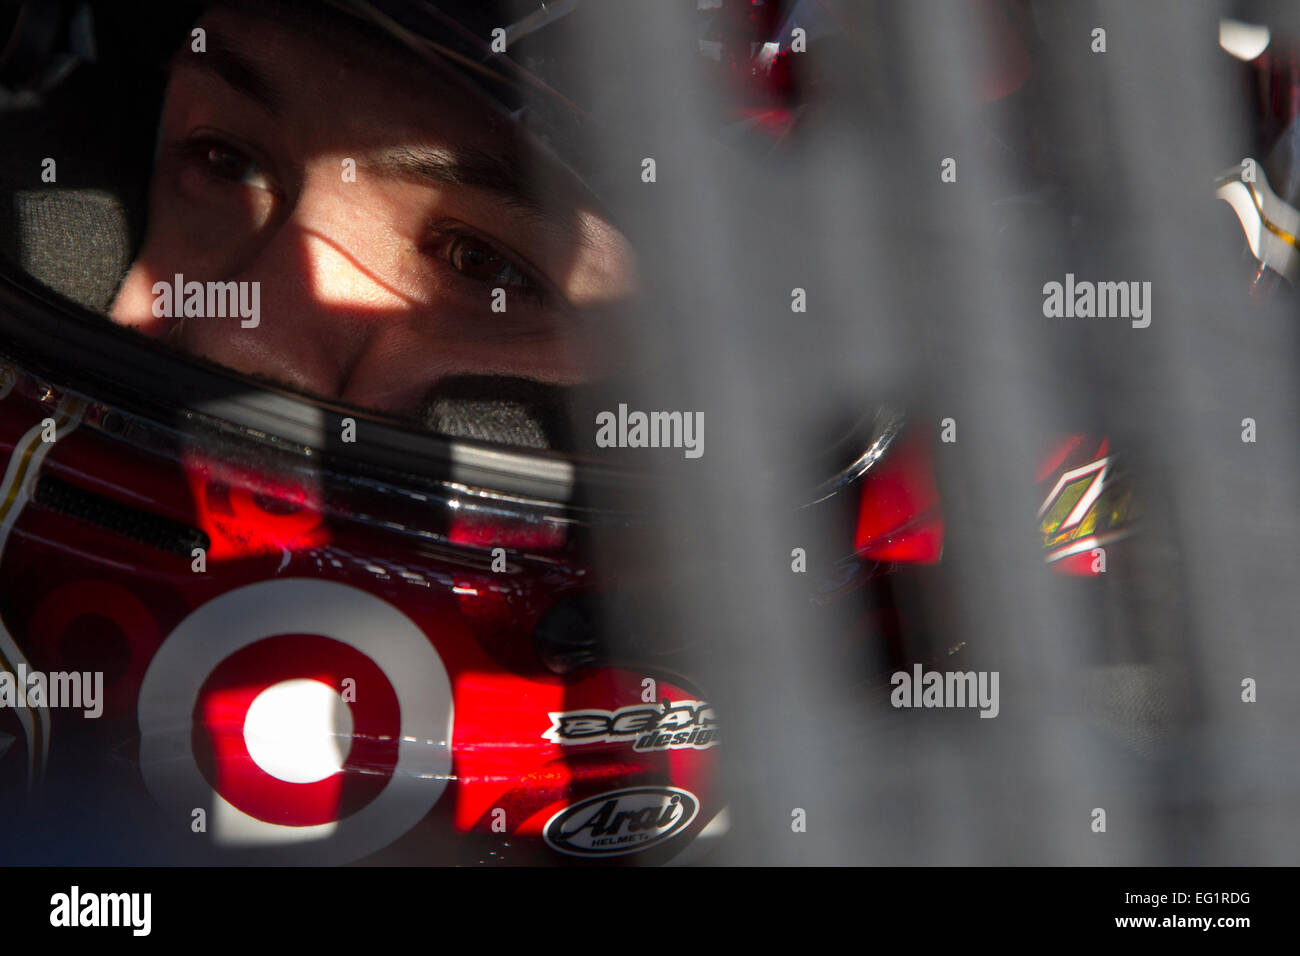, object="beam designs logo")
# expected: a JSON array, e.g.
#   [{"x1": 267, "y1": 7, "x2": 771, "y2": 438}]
[{"x1": 543, "y1": 699, "x2": 718, "y2": 752}]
